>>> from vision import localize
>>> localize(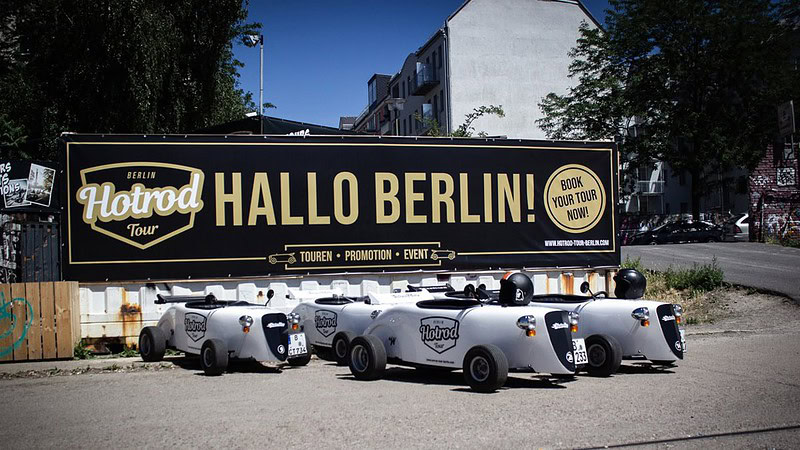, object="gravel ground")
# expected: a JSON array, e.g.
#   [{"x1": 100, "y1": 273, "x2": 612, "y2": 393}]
[{"x1": 1, "y1": 289, "x2": 798, "y2": 449}]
